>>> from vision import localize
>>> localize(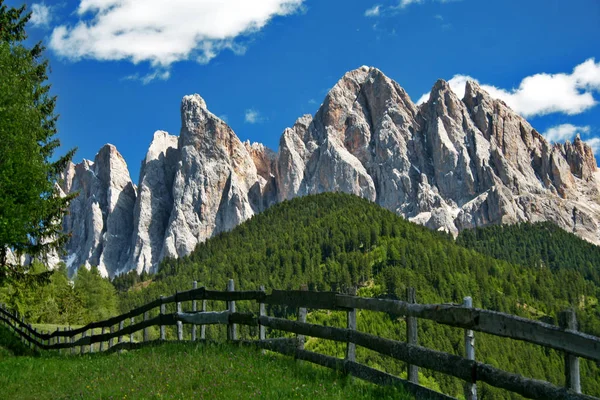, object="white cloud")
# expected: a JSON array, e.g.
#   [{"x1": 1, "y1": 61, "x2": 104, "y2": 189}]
[
  {"x1": 399, "y1": 0, "x2": 424, "y2": 7},
  {"x1": 543, "y1": 124, "x2": 590, "y2": 143},
  {"x1": 365, "y1": 5, "x2": 381, "y2": 17},
  {"x1": 585, "y1": 138, "x2": 600, "y2": 153},
  {"x1": 30, "y1": 3, "x2": 52, "y2": 28},
  {"x1": 245, "y1": 109, "x2": 263, "y2": 124},
  {"x1": 417, "y1": 58, "x2": 600, "y2": 118},
  {"x1": 398, "y1": 0, "x2": 459, "y2": 8},
  {"x1": 49, "y1": 0, "x2": 305, "y2": 82},
  {"x1": 123, "y1": 70, "x2": 171, "y2": 85}
]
